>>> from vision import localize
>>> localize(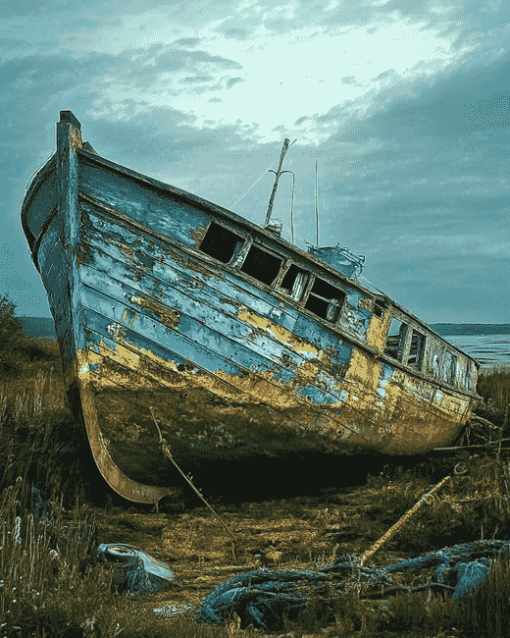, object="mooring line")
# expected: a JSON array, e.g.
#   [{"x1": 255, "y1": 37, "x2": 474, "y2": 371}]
[{"x1": 149, "y1": 406, "x2": 237, "y2": 563}]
